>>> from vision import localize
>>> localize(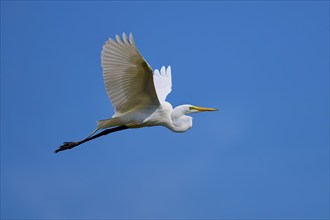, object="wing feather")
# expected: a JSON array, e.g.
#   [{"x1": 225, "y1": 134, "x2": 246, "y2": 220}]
[
  {"x1": 101, "y1": 33, "x2": 160, "y2": 114},
  {"x1": 153, "y1": 65, "x2": 172, "y2": 103}
]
